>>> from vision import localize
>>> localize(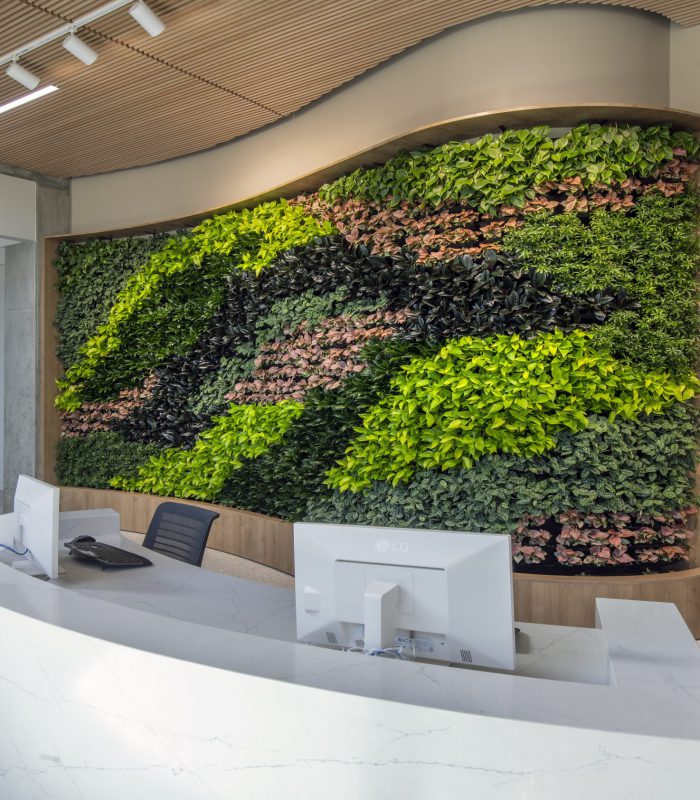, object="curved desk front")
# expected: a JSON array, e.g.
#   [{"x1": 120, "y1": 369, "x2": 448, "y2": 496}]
[{"x1": 1, "y1": 532, "x2": 699, "y2": 799}]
